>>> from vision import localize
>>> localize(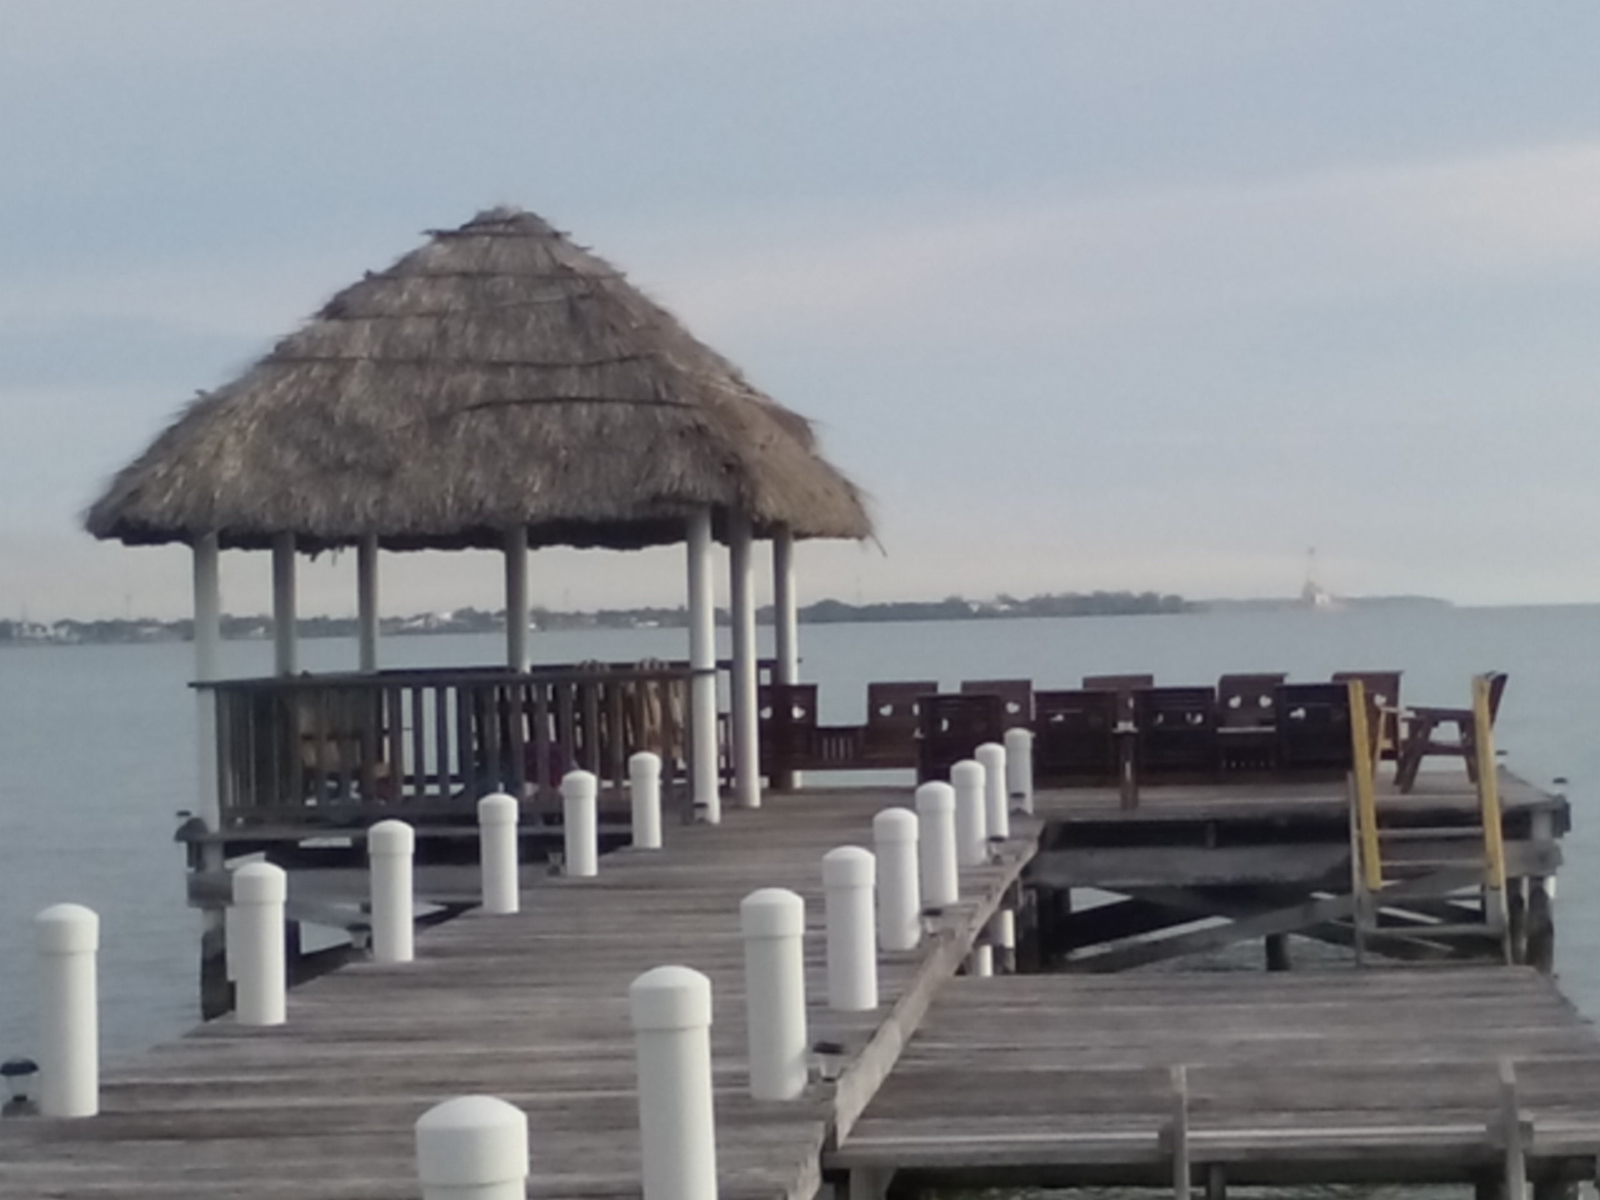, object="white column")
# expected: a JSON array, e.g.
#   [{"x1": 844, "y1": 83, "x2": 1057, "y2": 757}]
[
  {"x1": 824, "y1": 846, "x2": 878, "y2": 1011},
  {"x1": 740, "y1": 888, "x2": 808, "y2": 1101},
  {"x1": 504, "y1": 527, "x2": 529, "y2": 672},
  {"x1": 729, "y1": 509, "x2": 761, "y2": 809},
  {"x1": 873, "y1": 808, "x2": 921, "y2": 952},
  {"x1": 685, "y1": 509, "x2": 720, "y2": 822},
  {"x1": 357, "y1": 533, "x2": 380, "y2": 673},
  {"x1": 478, "y1": 792, "x2": 520, "y2": 915},
  {"x1": 772, "y1": 526, "x2": 799, "y2": 686},
  {"x1": 630, "y1": 751, "x2": 663, "y2": 850},
  {"x1": 35, "y1": 903, "x2": 98, "y2": 1118},
  {"x1": 630, "y1": 966, "x2": 718, "y2": 1200},
  {"x1": 369, "y1": 819, "x2": 415, "y2": 963},
  {"x1": 1004, "y1": 727, "x2": 1035, "y2": 814},
  {"x1": 192, "y1": 533, "x2": 222, "y2": 834},
  {"x1": 272, "y1": 532, "x2": 297, "y2": 676},
  {"x1": 976, "y1": 742, "x2": 1010, "y2": 841},
  {"x1": 231, "y1": 861, "x2": 287, "y2": 1026},
  {"x1": 951, "y1": 759, "x2": 988, "y2": 867},
  {"x1": 914, "y1": 782, "x2": 960, "y2": 908},
  {"x1": 416, "y1": 1095, "x2": 530, "y2": 1200},
  {"x1": 561, "y1": 769, "x2": 599, "y2": 877}
]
